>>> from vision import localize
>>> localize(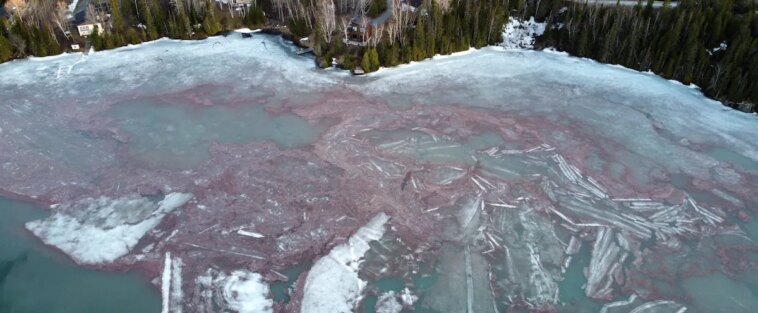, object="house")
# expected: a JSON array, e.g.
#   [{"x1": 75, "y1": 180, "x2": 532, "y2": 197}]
[
  {"x1": 71, "y1": 0, "x2": 111, "y2": 25},
  {"x1": 77, "y1": 22, "x2": 104, "y2": 36},
  {"x1": 345, "y1": 0, "x2": 417, "y2": 46},
  {"x1": 346, "y1": 15, "x2": 371, "y2": 45}
]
